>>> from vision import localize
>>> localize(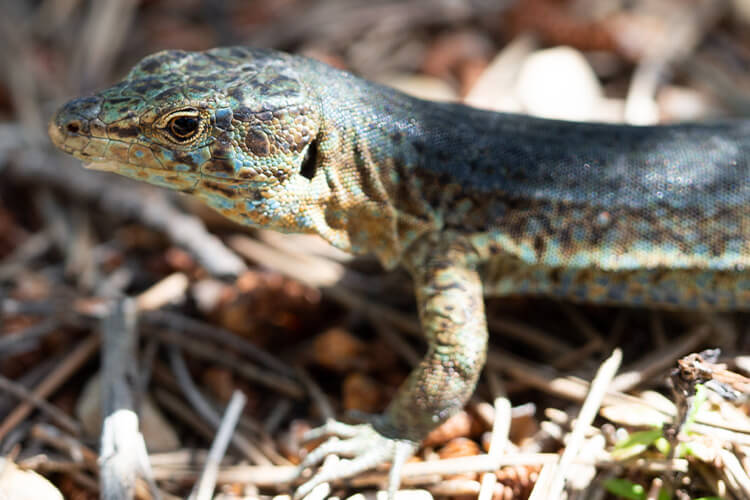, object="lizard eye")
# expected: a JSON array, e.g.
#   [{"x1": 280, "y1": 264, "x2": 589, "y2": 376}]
[{"x1": 167, "y1": 115, "x2": 200, "y2": 141}]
